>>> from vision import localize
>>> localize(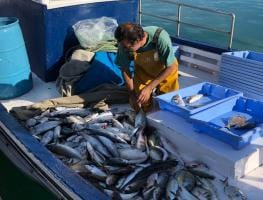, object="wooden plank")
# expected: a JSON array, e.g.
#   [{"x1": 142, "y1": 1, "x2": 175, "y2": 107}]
[
  {"x1": 180, "y1": 55, "x2": 220, "y2": 72},
  {"x1": 180, "y1": 45, "x2": 222, "y2": 61}
]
